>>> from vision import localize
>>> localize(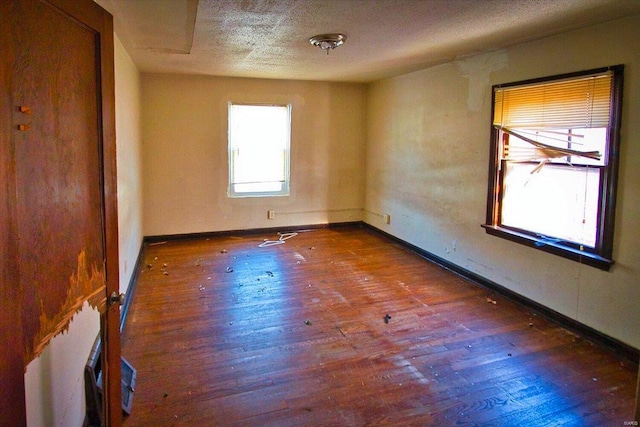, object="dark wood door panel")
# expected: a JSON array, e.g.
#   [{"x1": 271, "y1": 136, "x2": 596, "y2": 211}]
[{"x1": 11, "y1": 0, "x2": 106, "y2": 362}]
